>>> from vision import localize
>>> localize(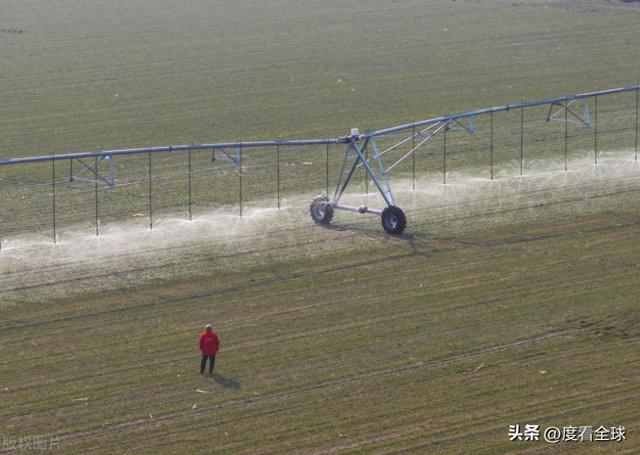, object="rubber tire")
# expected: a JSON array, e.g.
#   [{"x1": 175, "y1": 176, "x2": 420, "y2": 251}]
[
  {"x1": 381, "y1": 206, "x2": 406, "y2": 235},
  {"x1": 310, "y1": 196, "x2": 334, "y2": 224}
]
